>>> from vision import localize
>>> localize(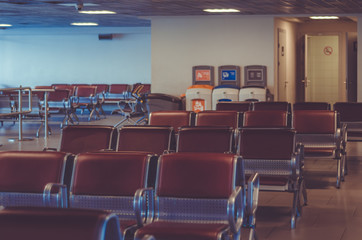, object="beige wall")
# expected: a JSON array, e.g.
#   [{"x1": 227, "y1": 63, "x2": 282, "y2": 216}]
[
  {"x1": 274, "y1": 18, "x2": 298, "y2": 103},
  {"x1": 151, "y1": 15, "x2": 275, "y2": 96}
]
